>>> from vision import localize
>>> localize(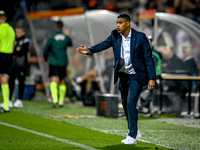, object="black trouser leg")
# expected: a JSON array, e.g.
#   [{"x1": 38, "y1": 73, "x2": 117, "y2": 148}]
[{"x1": 18, "y1": 69, "x2": 26, "y2": 100}]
